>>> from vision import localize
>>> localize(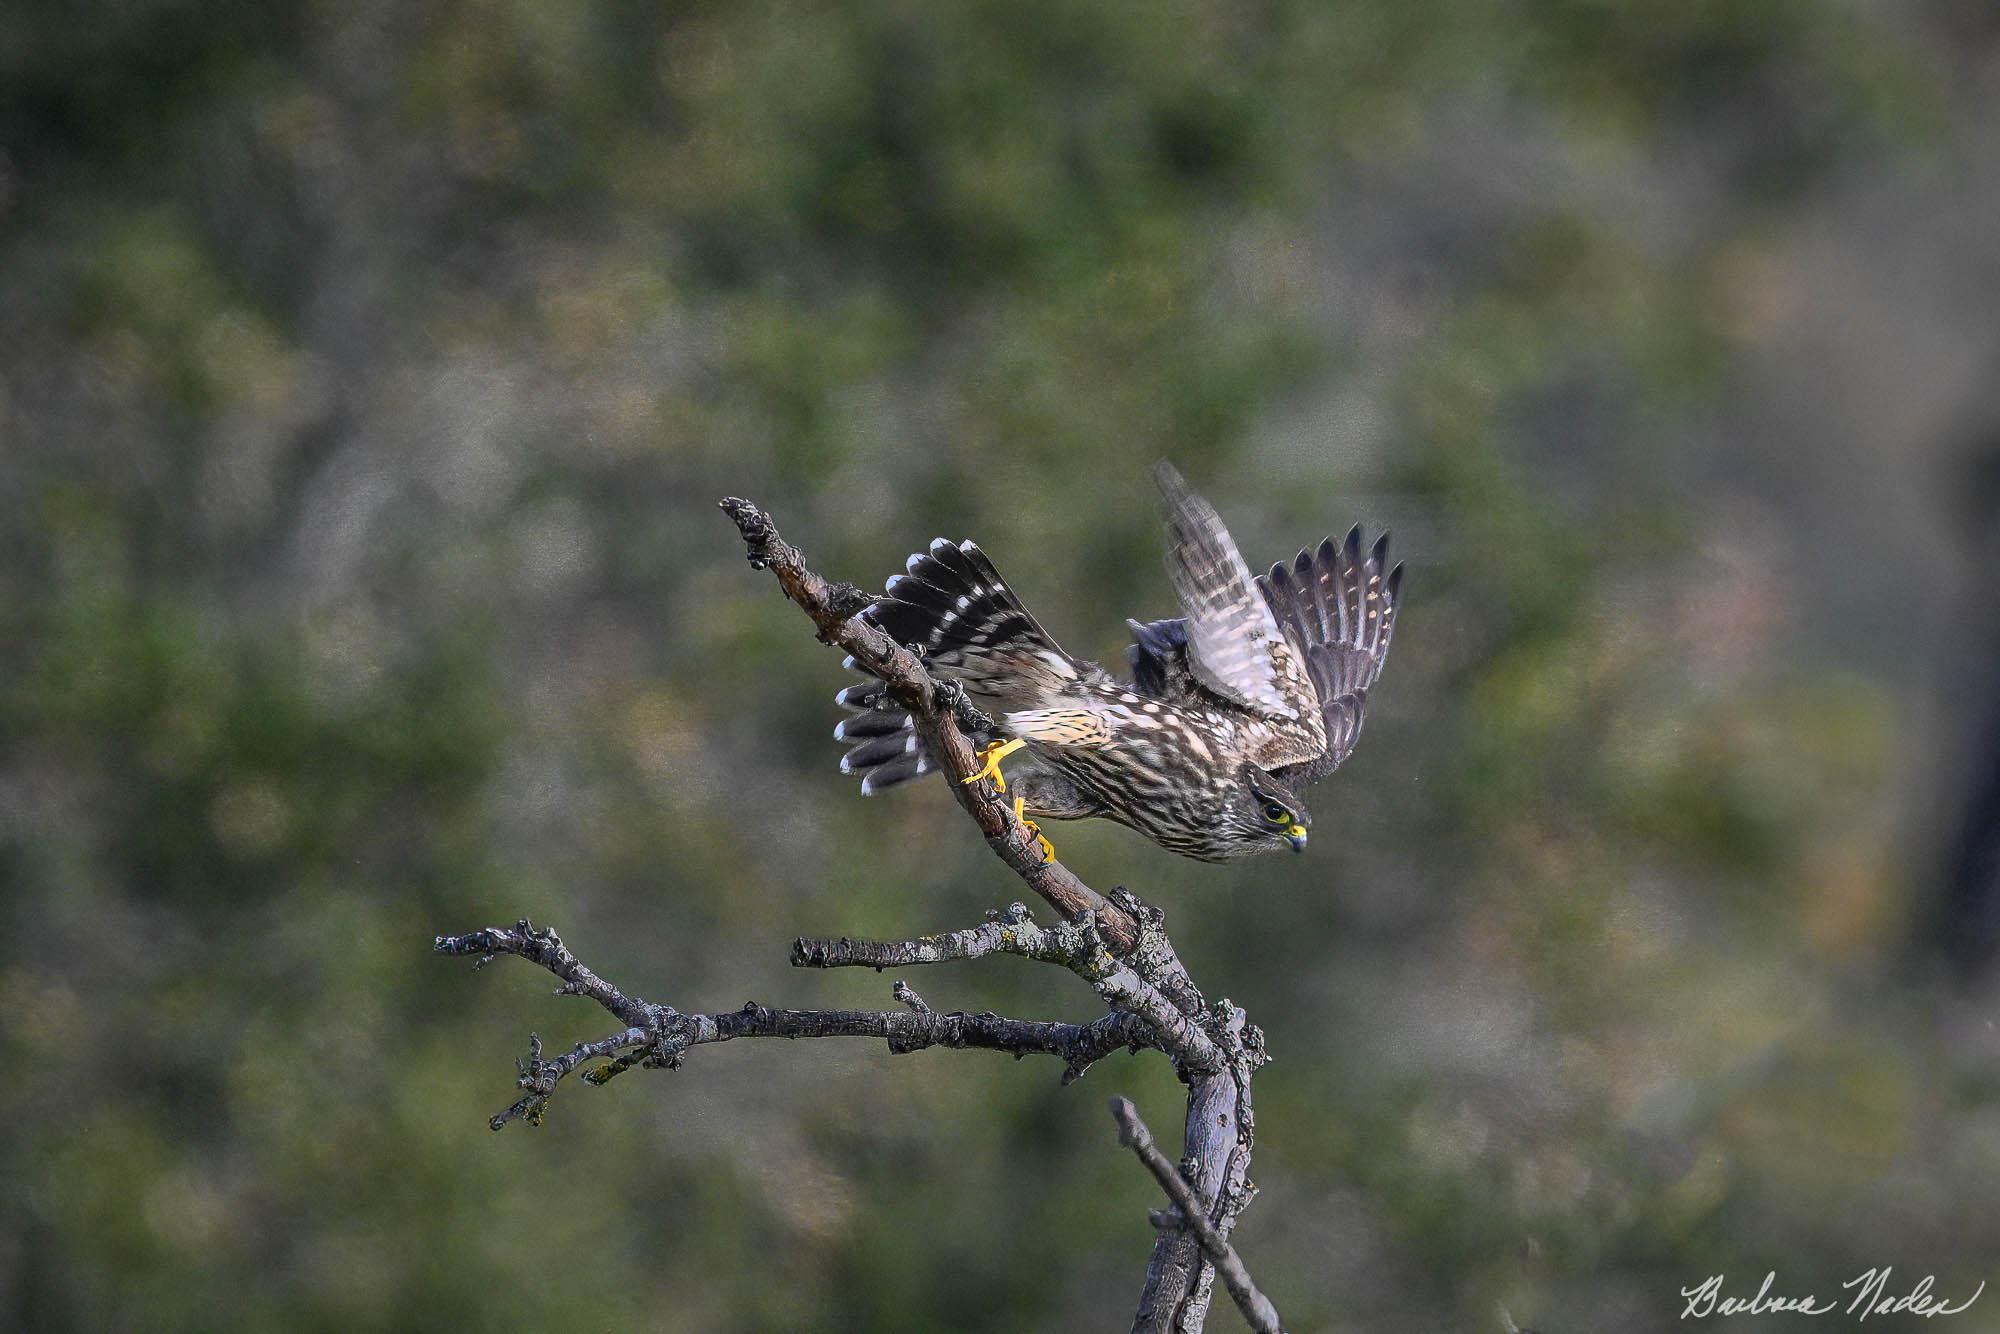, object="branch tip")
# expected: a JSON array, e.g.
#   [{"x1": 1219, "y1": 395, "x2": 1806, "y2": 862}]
[{"x1": 717, "y1": 496, "x2": 778, "y2": 564}]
